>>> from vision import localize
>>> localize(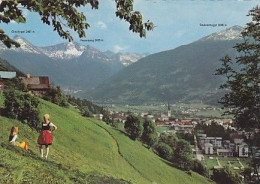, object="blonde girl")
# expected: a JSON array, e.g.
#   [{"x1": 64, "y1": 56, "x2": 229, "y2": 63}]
[{"x1": 37, "y1": 114, "x2": 57, "y2": 159}]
